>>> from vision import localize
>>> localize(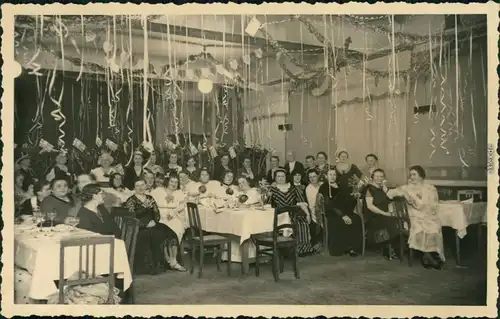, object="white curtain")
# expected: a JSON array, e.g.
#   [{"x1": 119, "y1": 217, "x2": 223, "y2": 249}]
[{"x1": 335, "y1": 94, "x2": 408, "y2": 185}]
